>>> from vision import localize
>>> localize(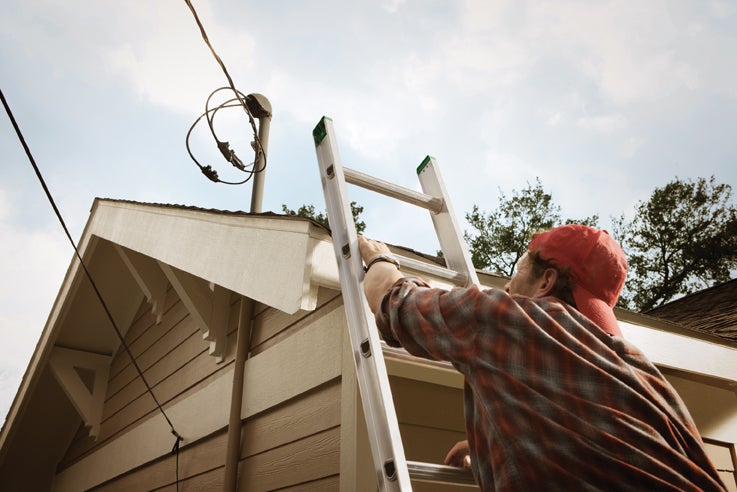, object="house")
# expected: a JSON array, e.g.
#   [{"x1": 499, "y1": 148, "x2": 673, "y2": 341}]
[{"x1": 0, "y1": 198, "x2": 735, "y2": 490}]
